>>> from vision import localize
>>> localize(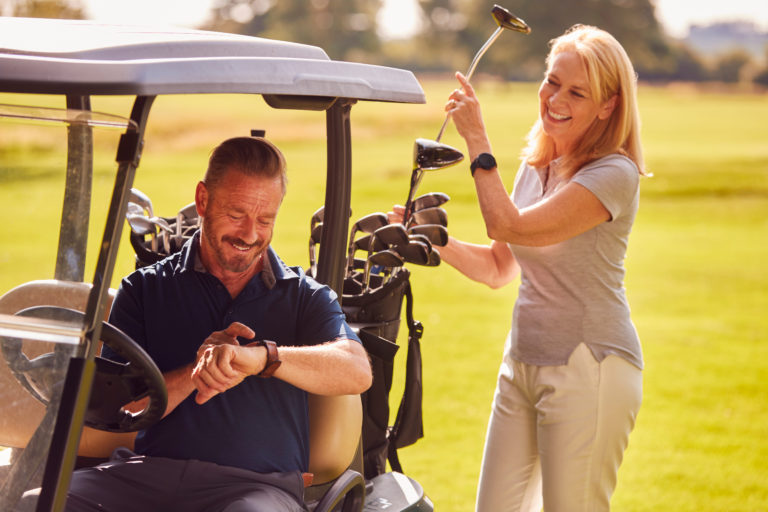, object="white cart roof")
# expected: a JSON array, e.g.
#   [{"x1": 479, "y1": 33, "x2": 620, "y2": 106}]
[{"x1": 0, "y1": 17, "x2": 425, "y2": 103}]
